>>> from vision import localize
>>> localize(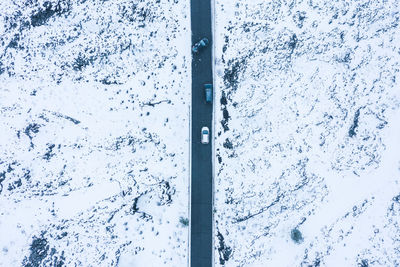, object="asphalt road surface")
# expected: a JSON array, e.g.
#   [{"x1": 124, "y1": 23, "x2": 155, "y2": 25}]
[{"x1": 190, "y1": 0, "x2": 213, "y2": 266}]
